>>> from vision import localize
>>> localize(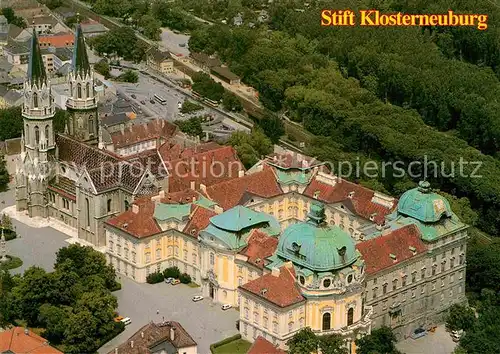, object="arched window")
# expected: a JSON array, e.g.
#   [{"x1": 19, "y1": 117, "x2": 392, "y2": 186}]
[
  {"x1": 86, "y1": 82, "x2": 90, "y2": 98},
  {"x1": 77, "y1": 83, "x2": 82, "y2": 99},
  {"x1": 210, "y1": 252, "x2": 215, "y2": 265},
  {"x1": 44, "y1": 125, "x2": 49, "y2": 146},
  {"x1": 85, "y1": 198, "x2": 90, "y2": 227},
  {"x1": 70, "y1": 82, "x2": 72, "y2": 95},
  {"x1": 34, "y1": 126, "x2": 40, "y2": 145},
  {"x1": 347, "y1": 308, "x2": 354, "y2": 326},
  {"x1": 322, "y1": 313, "x2": 331, "y2": 331},
  {"x1": 33, "y1": 92, "x2": 38, "y2": 108},
  {"x1": 124, "y1": 200, "x2": 130, "y2": 211},
  {"x1": 25, "y1": 125, "x2": 29, "y2": 144},
  {"x1": 107, "y1": 199, "x2": 112, "y2": 213},
  {"x1": 88, "y1": 115, "x2": 94, "y2": 135}
]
